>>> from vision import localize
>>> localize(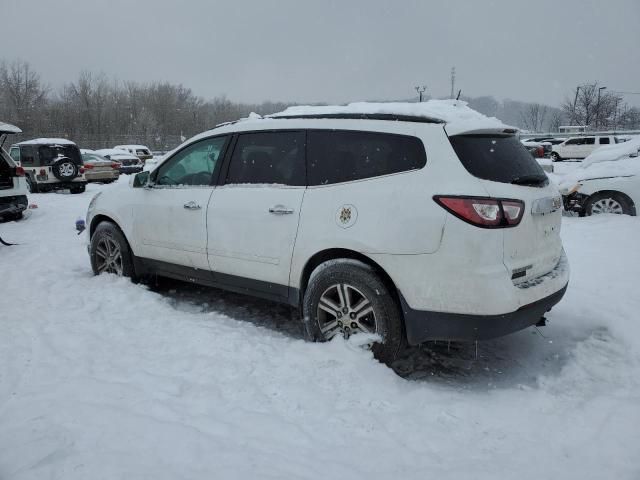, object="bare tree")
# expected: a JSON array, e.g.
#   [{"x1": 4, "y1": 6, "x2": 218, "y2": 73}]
[
  {"x1": 519, "y1": 103, "x2": 548, "y2": 132},
  {"x1": 0, "y1": 59, "x2": 48, "y2": 132},
  {"x1": 548, "y1": 110, "x2": 564, "y2": 132}
]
